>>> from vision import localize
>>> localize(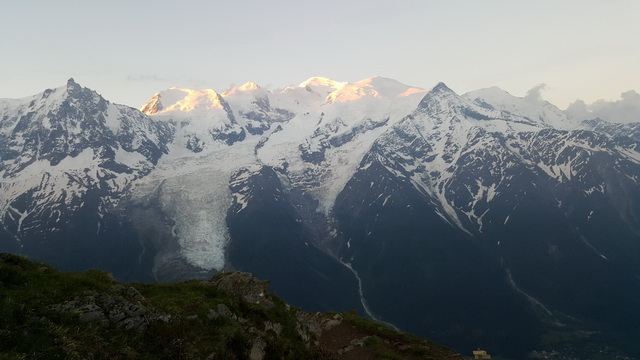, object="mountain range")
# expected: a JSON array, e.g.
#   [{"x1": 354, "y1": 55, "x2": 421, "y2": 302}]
[{"x1": 1, "y1": 76, "x2": 640, "y2": 359}]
